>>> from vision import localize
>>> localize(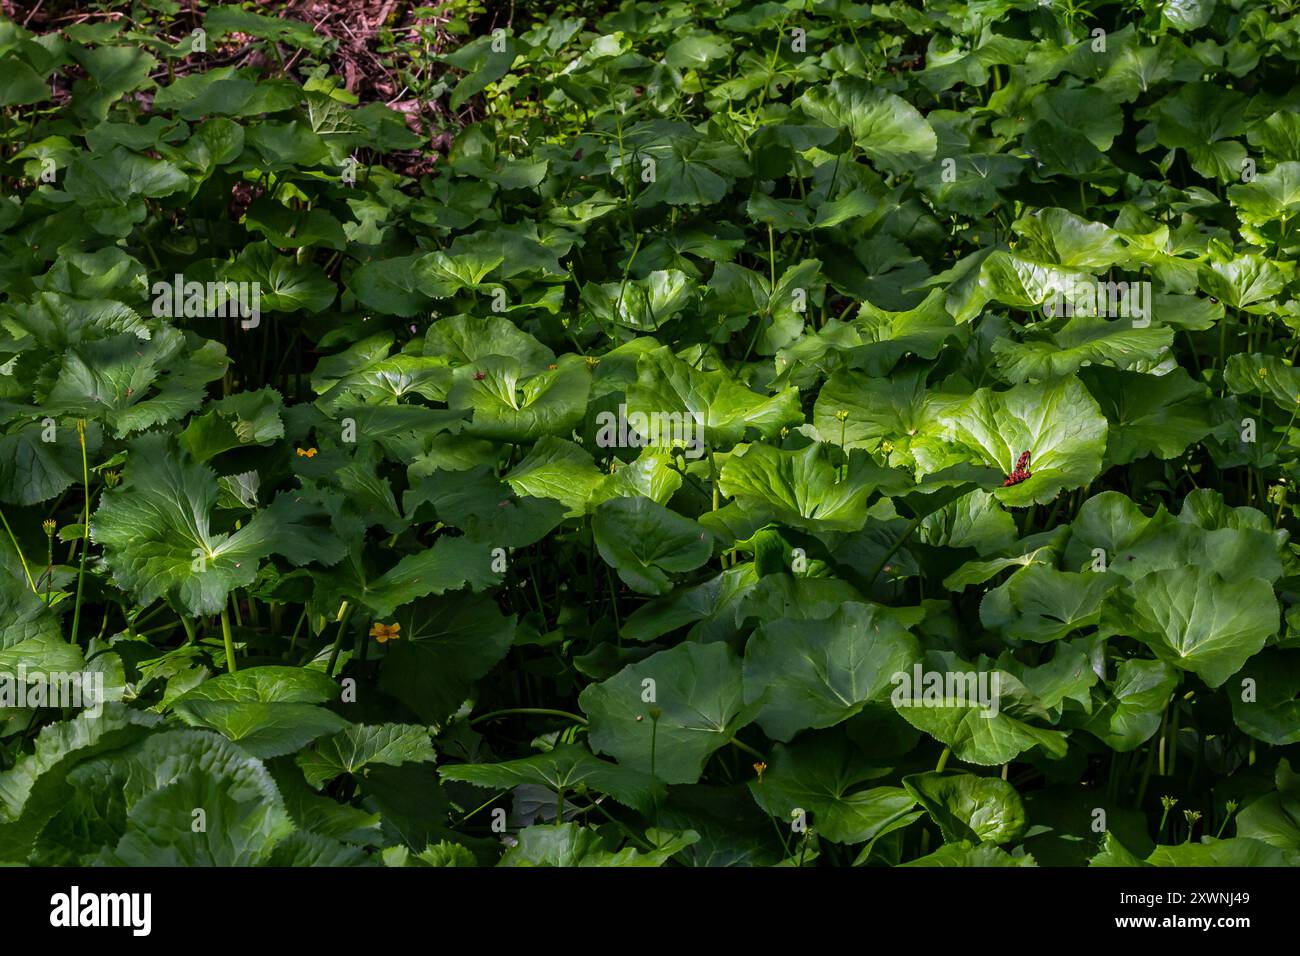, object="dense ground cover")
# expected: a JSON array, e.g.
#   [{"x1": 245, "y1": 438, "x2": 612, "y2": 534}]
[{"x1": 1, "y1": 0, "x2": 1299, "y2": 866}]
